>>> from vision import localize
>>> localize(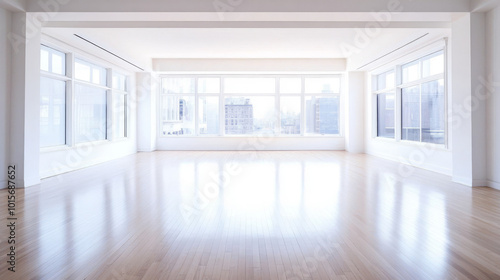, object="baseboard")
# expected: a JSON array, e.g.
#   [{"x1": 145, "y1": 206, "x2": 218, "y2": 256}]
[
  {"x1": 0, "y1": 179, "x2": 6, "y2": 190},
  {"x1": 488, "y1": 180, "x2": 500, "y2": 190},
  {"x1": 366, "y1": 150, "x2": 452, "y2": 176}
]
